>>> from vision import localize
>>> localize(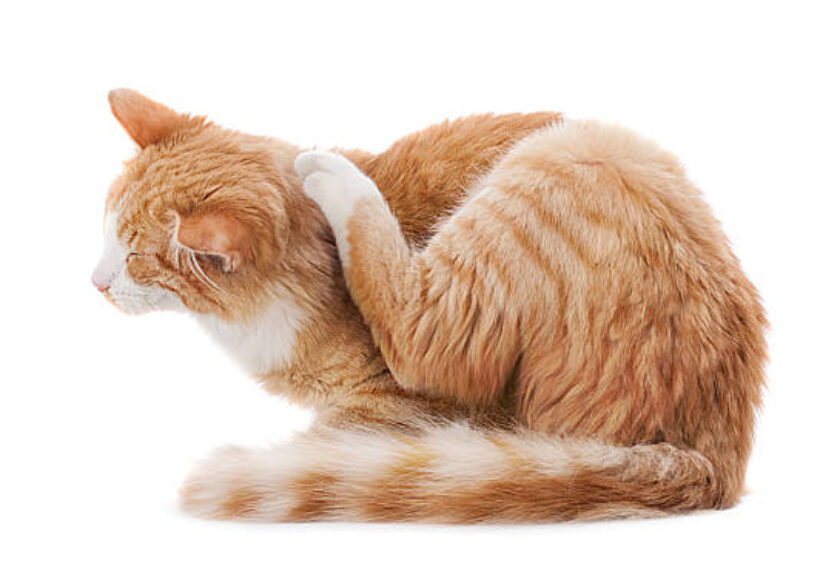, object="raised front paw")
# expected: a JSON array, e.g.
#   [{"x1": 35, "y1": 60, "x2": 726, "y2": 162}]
[
  {"x1": 294, "y1": 150, "x2": 366, "y2": 183},
  {"x1": 294, "y1": 151, "x2": 386, "y2": 263},
  {"x1": 294, "y1": 151, "x2": 382, "y2": 225}
]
